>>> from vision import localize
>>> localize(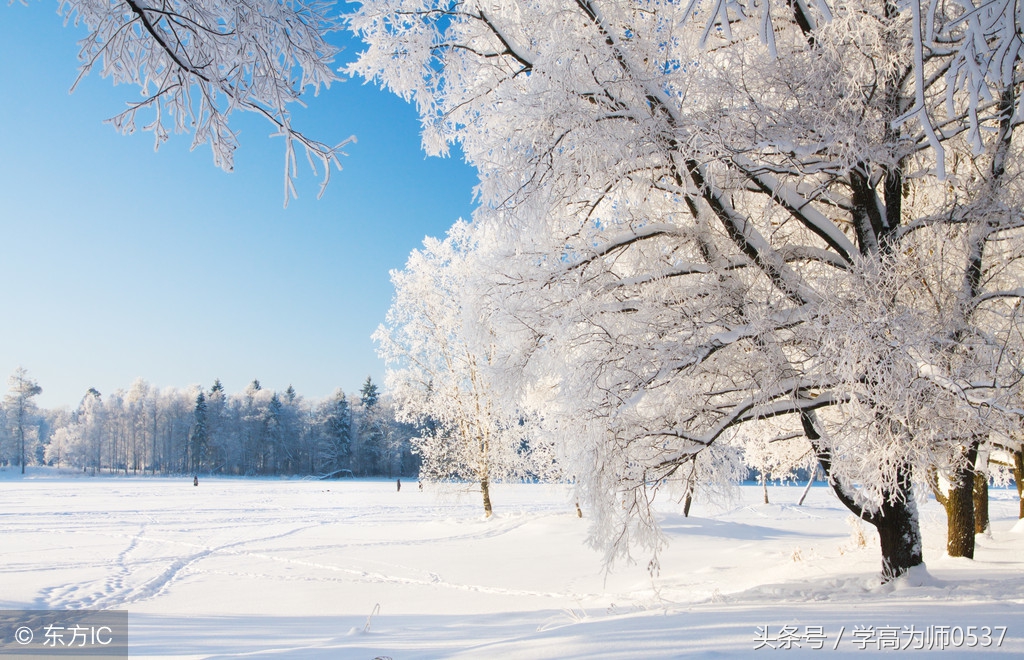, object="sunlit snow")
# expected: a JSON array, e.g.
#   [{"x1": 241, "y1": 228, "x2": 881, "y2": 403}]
[{"x1": 1, "y1": 470, "x2": 1021, "y2": 657}]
